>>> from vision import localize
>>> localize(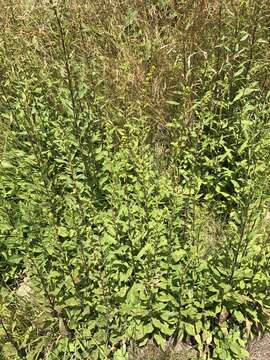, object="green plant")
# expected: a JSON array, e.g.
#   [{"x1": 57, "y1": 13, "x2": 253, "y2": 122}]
[{"x1": 0, "y1": 1, "x2": 269, "y2": 359}]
